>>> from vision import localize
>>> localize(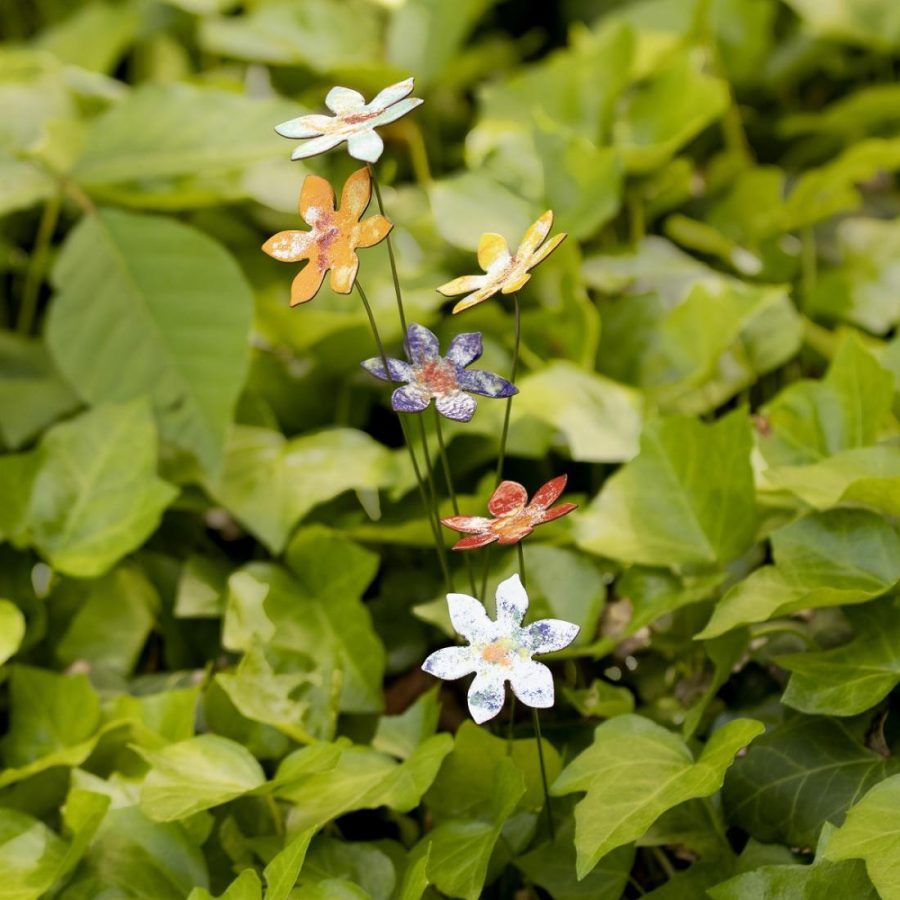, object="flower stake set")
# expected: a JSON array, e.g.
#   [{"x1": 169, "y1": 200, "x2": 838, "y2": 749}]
[{"x1": 265, "y1": 77, "x2": 578, "y2": 838}]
